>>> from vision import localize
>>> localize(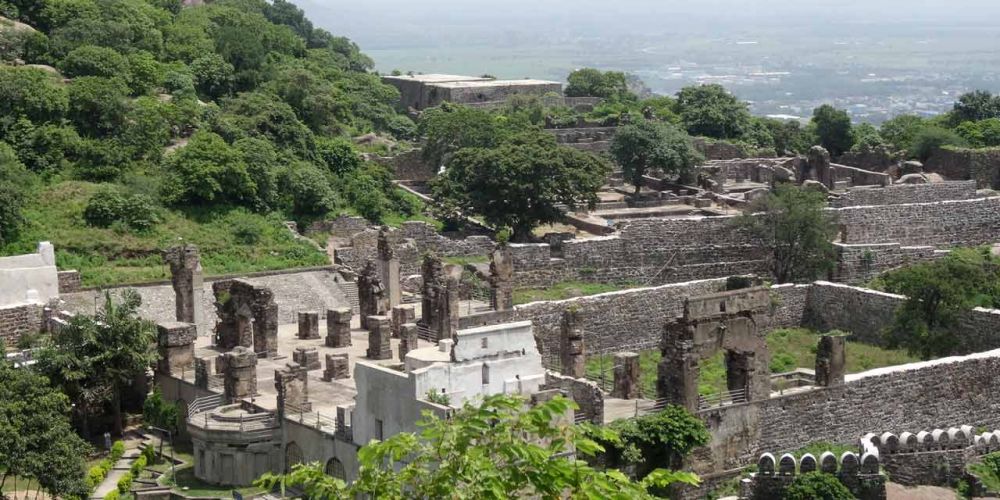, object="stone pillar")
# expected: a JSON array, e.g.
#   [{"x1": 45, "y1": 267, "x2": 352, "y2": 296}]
[
  {"x1": 807, "y1": 145, "x2": 834, "y2": 190},
  {"x1": 612, "y1": 352, "x2": 640, "y2": 399},
  {"x1": 376, "y1": 228, "x2": 401, "y2": 308},
  {"x1": 419, "y1": 256, "x2": 461, "y2": 342},
  {"x1": 419, "y1": 254, "x2": 444, "y2": 338},
  {"x1": 322, "y1": 353, "x2": 350, "y2": 381},
  {"x1": 559, "y1": 309, "x2": 586, "y2": 378},
  {"x1": 292, "y1": 347, "x2": 321, "y2": 371},
  {"x1": 357, "y1": 260, "x2": 388, "y2": 330},
  {"x1": 297, "y1": 311, "x2": 320, "y2": 340},
  {"x1": 489, "y1": 245, "x2": 514, "y2": 311},
  {"x1": 218, "y1": 347, "x2": 257, "y2": 402},
  {"x1": 156, "y1": 321, "x2": 197, "y2": 376},
  {"x1": 326, "y1": 307, "x2": 352, "y2": 347},
  {"x1": 164, "y1": 245, "x2": 204, "y2": 334},
  {"x1": 275, "y1": 362, "x2": 310, "y2": 415},
  {"x1": 439, "y1": 264, "x2": 462, "y2": 341},
  {"x1": 390, "y1": 305, "x2": 415, "y2": 338},
  {"x1": 815, "y1": 335, "x2": 846, "y2": 387},
  {"x1": 398, "y1": 322, "x2": 419, "y2": 361},
  {"x1": 366, "y1": 315, "x2": 392, "y2": 360},
  {"x1": 254, "y1": 298, "x2": 279, "y2": 359},
  {"x1": 194, "y1": 357, "x2": 211, "y2": 389}
]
